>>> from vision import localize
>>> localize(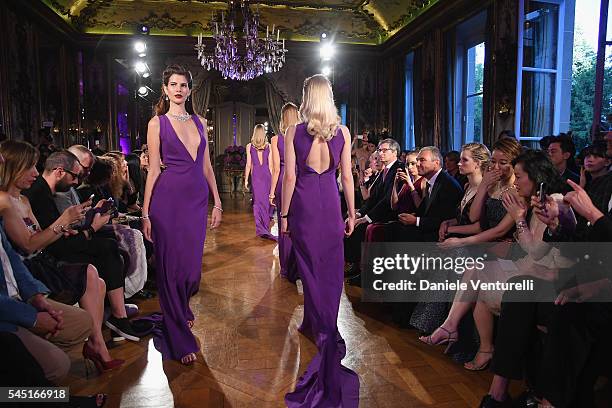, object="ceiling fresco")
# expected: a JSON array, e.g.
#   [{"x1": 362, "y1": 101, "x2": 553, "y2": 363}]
[{"x1": 42, "y1": 0, "x2": 439, "y2": 44}]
